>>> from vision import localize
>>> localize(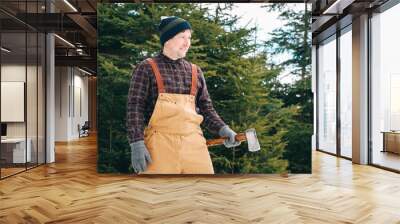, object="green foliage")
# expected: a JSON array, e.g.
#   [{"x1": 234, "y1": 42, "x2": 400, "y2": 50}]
[
  {"x1": 97, "y1": 3, "x2": 310, "y2": 174},
  {"x1": 264, "y1": 4, "x2": 312, "y2": 173}
]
